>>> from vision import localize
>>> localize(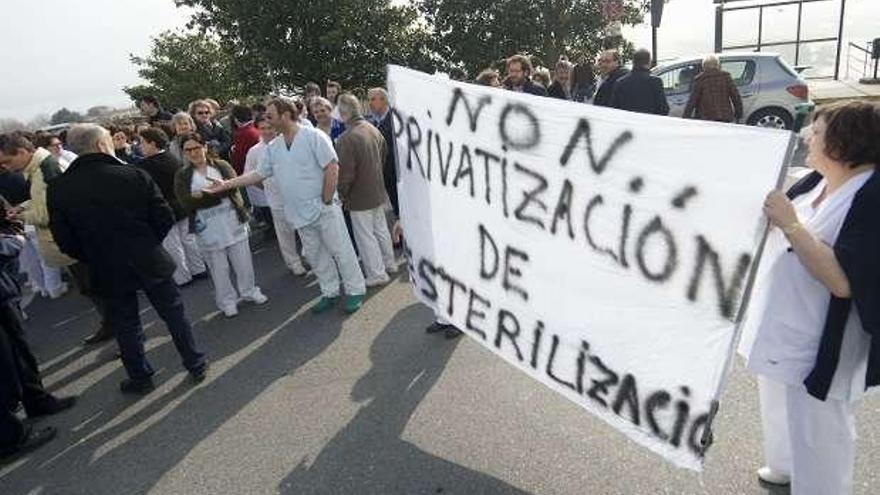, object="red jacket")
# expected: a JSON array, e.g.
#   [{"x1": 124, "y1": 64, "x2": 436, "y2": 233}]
[{"x1": 230, "y1": 123, "x2": 260, "y2": 175}]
